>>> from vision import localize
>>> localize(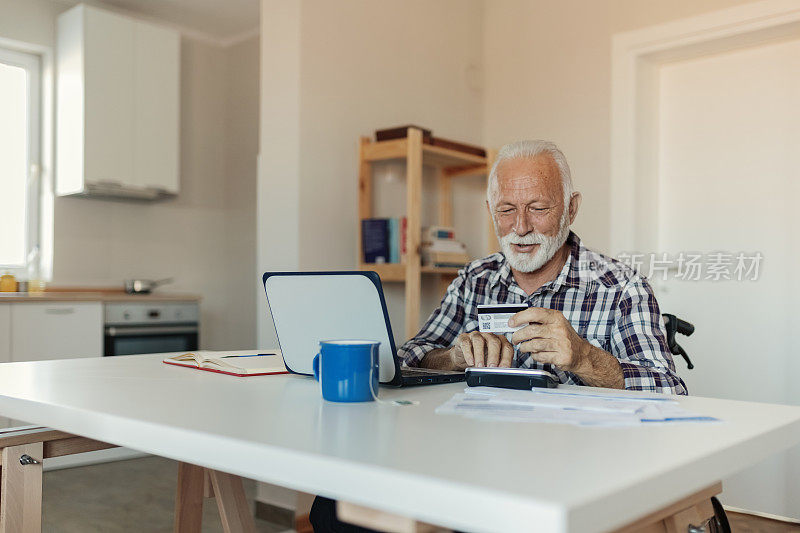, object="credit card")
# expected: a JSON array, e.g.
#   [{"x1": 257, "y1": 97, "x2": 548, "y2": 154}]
[{"x1": 477, "y1": 304, "x2": 528, "y2": 333}]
